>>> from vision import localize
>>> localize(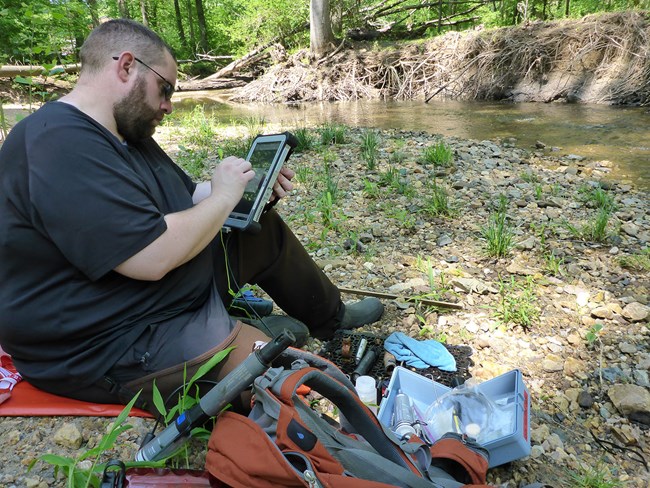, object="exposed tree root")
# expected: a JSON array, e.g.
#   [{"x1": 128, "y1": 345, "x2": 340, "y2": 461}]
[{"x1": 232, "y1": 11, "x2": 649, "y2": 106}]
